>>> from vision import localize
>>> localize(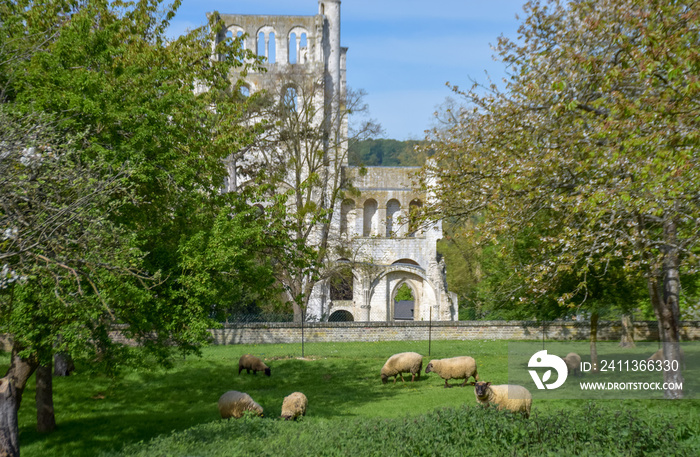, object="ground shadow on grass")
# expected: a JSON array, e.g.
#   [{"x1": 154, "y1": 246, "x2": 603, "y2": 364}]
[{"x1": 16, "y1": 355, "x2": 417, "y2": 457}]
